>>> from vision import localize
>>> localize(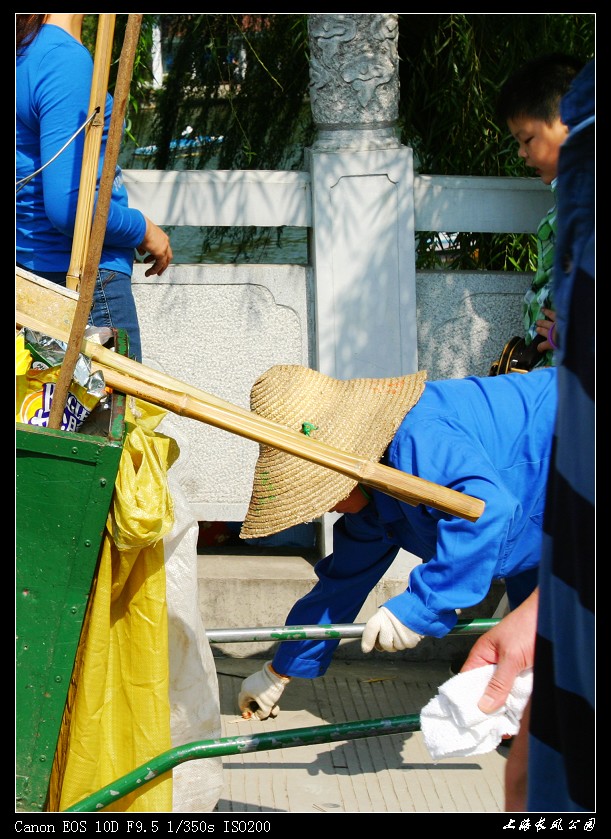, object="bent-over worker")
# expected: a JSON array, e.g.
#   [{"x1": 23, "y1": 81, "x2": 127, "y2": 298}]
[{"x1": 237, "y1": 364, "x2": 556, "y2": 720}]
